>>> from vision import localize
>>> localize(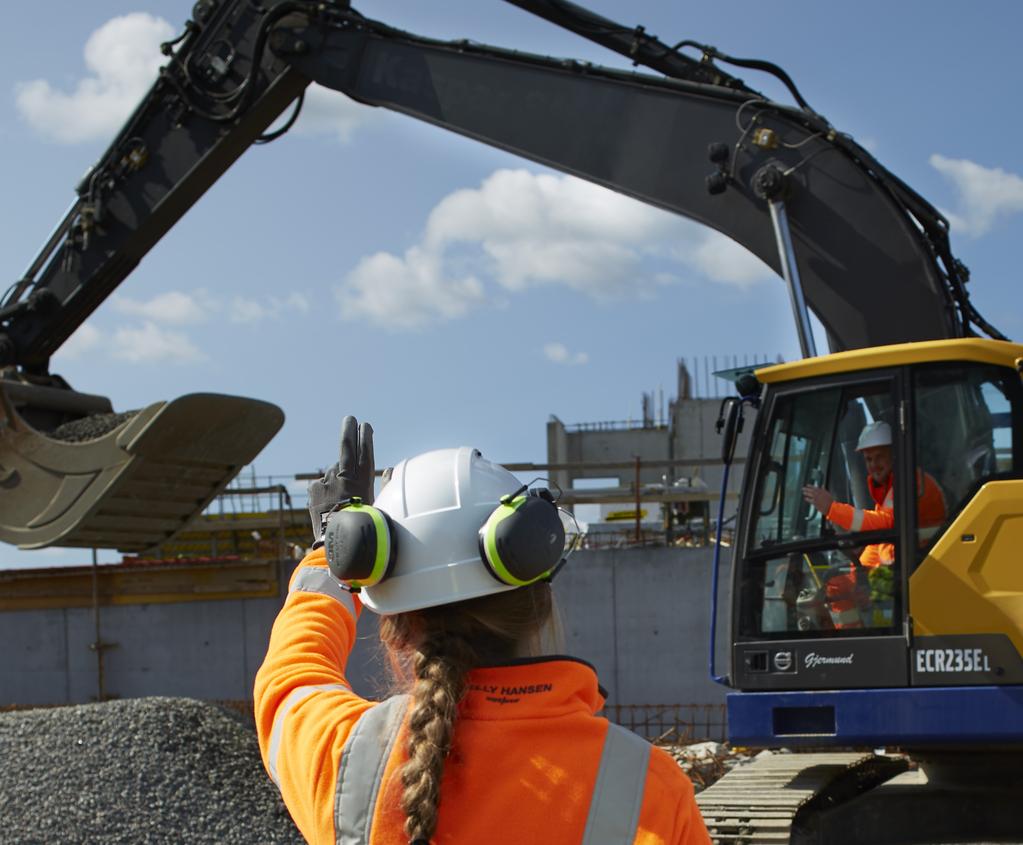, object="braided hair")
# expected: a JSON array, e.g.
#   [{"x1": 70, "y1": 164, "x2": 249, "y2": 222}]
[{"x1": 378, "y1": 582, "x2": 556, "y2": 845}]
